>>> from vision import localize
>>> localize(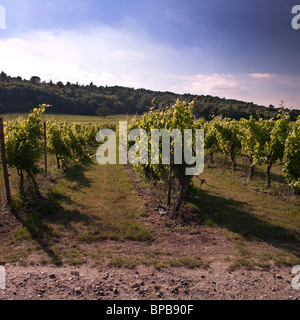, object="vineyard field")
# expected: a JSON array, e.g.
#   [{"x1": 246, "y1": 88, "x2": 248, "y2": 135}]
[
  {"x1": 0, "y1": 104, "x2": 299, "y2": 300},
  {"x1": 0, "y1": 113, "x2": 141, "y2": 124}
]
